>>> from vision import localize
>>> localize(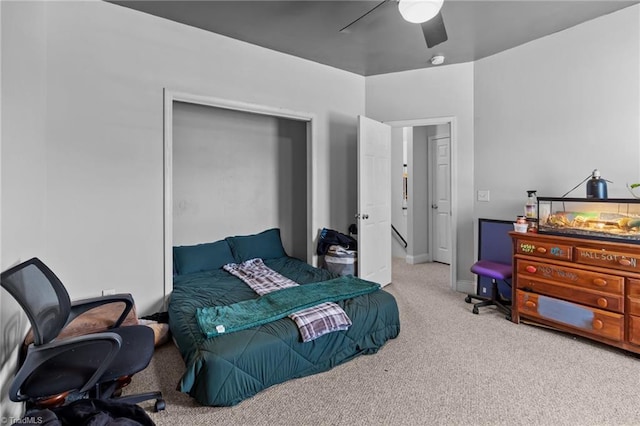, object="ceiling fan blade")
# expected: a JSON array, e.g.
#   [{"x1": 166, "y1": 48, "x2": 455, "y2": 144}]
[
  {"x1": 340, "y1": 0, "x2": 389, "y2": 33},
  {"x1": 421, "y1": 11, "x2": 448, "y2": 48}
]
